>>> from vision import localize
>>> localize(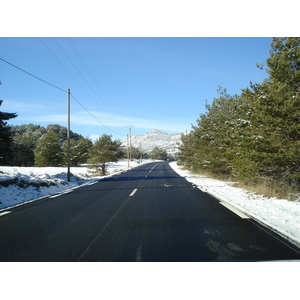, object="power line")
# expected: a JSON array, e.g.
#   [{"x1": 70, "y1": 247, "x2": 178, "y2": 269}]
[
  {"x1": 71, "y1": 93, "x2": 123, "y2": 136},
  {"x1": 39, "y1": 38, "x2": 97, "y2": 101},
  {"x1": 51, "y1": 38, "x2": 108, "y2": 114},
  {"x1": 67, "y1": 37, "x2": 131, "y2": 126},
  {"x1": 0, "y1": 57, "x2": 66, "y2": 93},
  {"x1": 41, "y1": 38, "x2": 128, "y2": 128},
  {"x1": 1, "y1": 55, "x2": 125, "y2": 137},
  {"x1": 54, "y1": 38, "x2": 103, "y2": 100}
]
